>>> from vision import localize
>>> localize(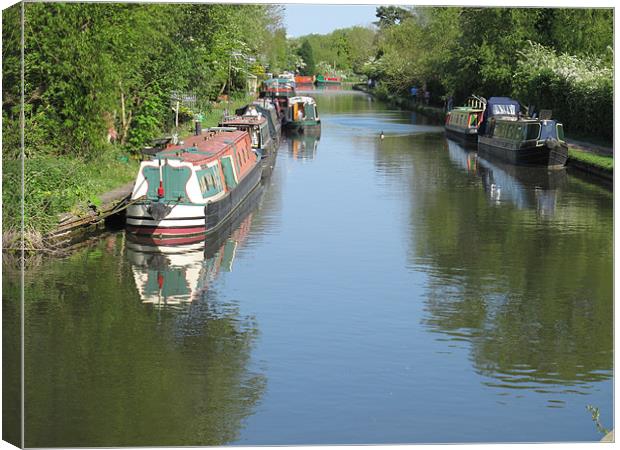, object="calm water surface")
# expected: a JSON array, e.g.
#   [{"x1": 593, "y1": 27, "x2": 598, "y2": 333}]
[{"x1": 3, "y1": 90, "x2": 613, "y2": 446}]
